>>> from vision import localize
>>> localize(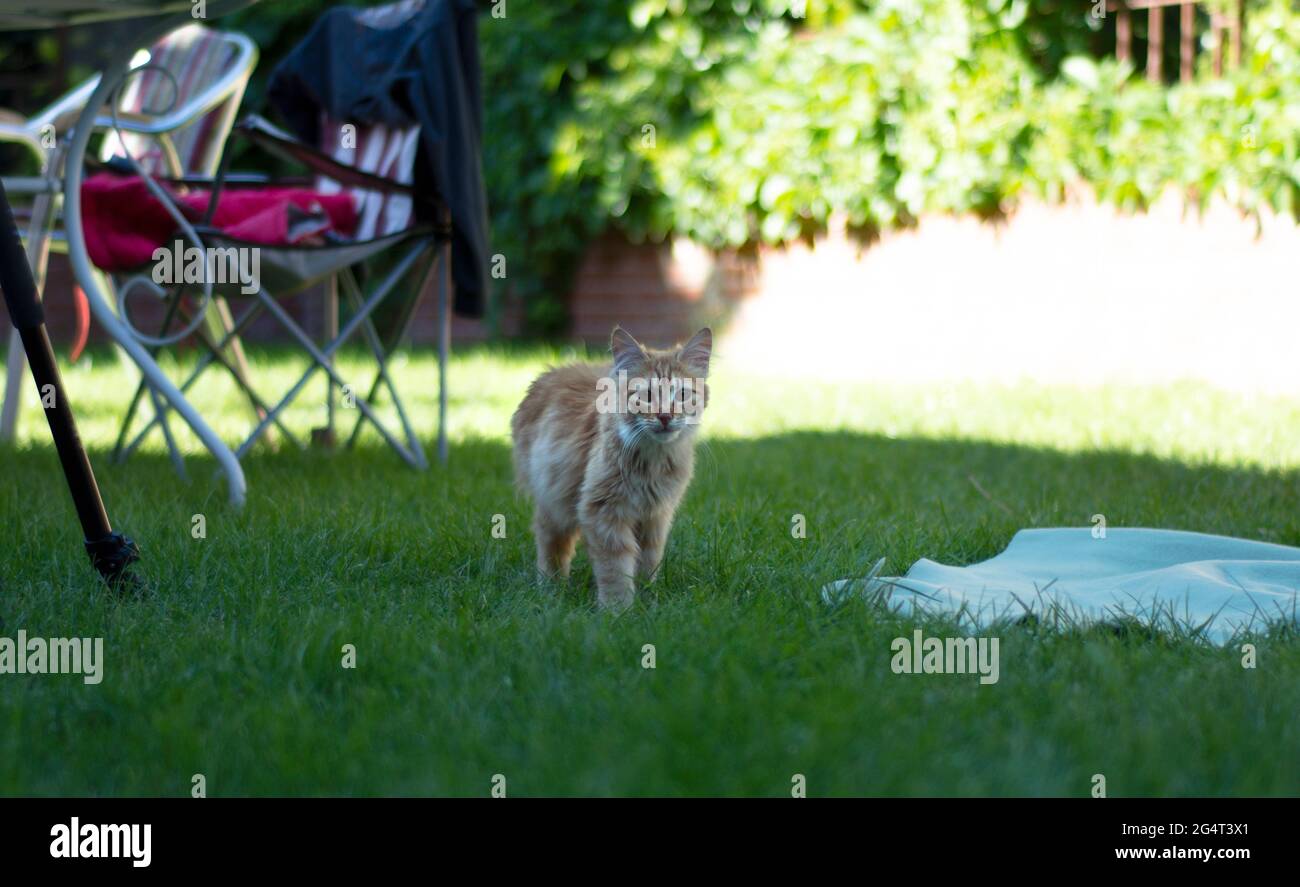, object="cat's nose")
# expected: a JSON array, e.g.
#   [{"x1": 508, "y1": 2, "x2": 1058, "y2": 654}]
[{"x1": 656, "y1": 414, "x2": 672, "y2": 429}]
